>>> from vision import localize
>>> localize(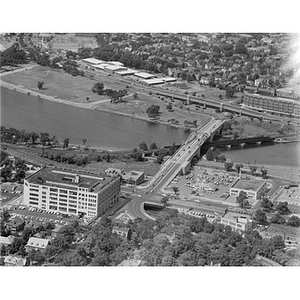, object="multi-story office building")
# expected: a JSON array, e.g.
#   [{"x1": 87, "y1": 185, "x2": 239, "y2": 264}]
[
  {"x1": 220, "y1": 212, "x2": 252, "y2": 232},
  {"x1": 230, "y1": 179, "x2": 267, "y2": 200},
  {"x1": 244, "y1": 91, "x2": 300, "y2": 117},
  {"x1": 24, "y1": 167, "x2": 120, "y2": 218}
]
